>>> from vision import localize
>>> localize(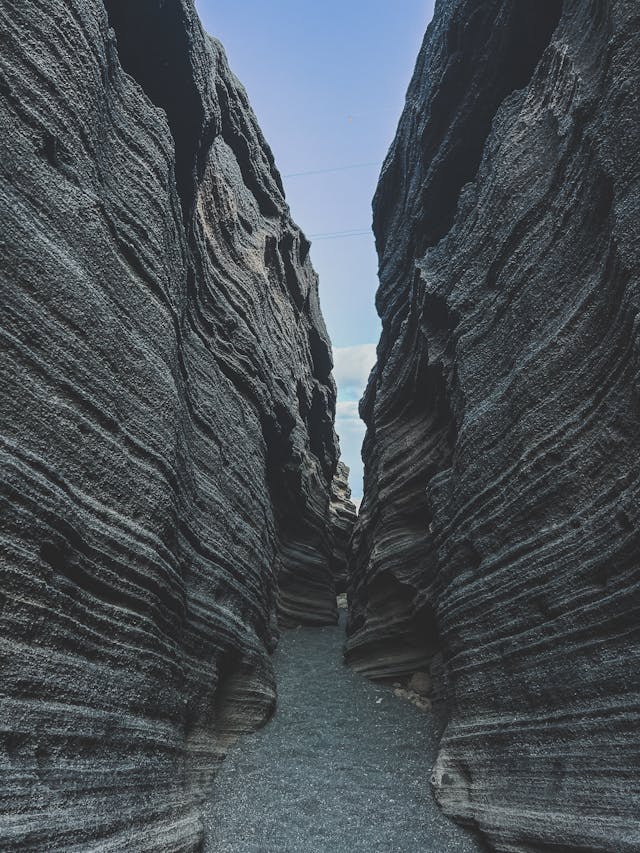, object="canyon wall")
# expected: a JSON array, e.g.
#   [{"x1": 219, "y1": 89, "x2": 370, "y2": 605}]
[
  {"x1": 0, "y1": 1, "x2": 346, "y2": 849},
  {"x1": 349, "y1": 0, "x2": 640, "y2": 850},
  {"x1": 329, "y1": 462, "x2": 358, "y2": 595}
]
